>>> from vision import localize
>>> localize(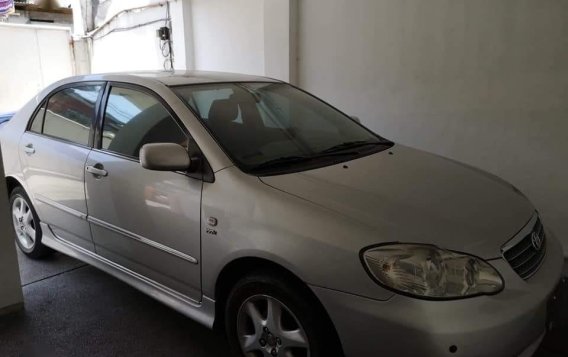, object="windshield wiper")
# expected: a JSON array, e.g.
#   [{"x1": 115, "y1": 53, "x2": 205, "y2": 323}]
[
  {"x1": 252, "y1": 156, "x2": 313, "y2": 171},
  {"x1": 252, "y1": 151, "x2": 360, "y2": 172},
  {"x1": 320, "y1": 140, "x2": 383, "y2": 154}
]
